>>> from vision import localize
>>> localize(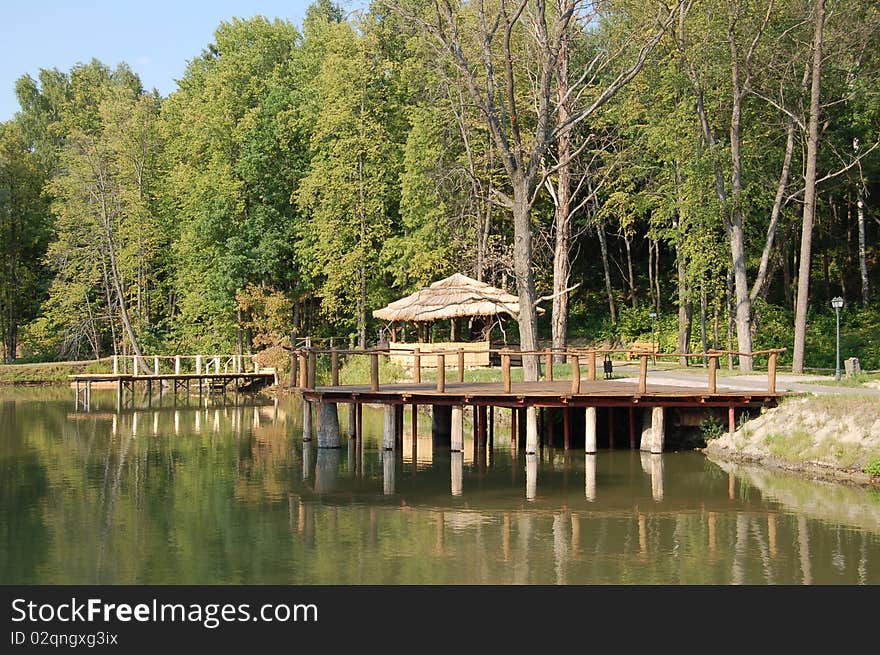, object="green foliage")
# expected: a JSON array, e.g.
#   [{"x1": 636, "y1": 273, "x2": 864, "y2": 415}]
[
  {"x1": 2, "y1": 0, "x2": 880, "y2": 370},
  {"x1": 864, "y1": 459, "x2": 880, "y2": 478},
  {"x1": 699, "y1": 416, "x2": 725, "y2": 441}
]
